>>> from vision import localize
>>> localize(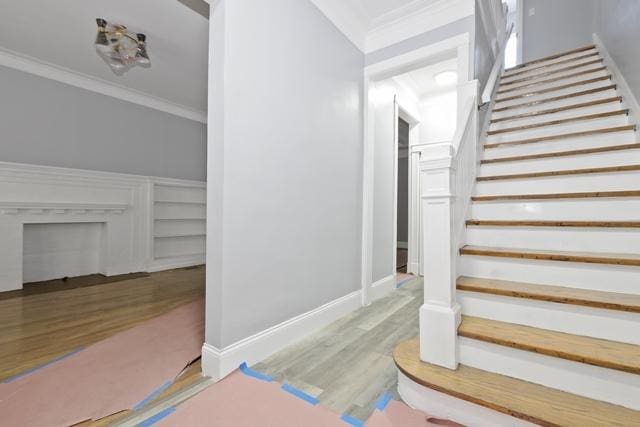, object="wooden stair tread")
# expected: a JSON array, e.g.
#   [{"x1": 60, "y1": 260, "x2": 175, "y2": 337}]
[
  {"x1": 484, "y1": 125, "x2": 636, "y2": 149},
  {"x1": 457, "y1": 276, "x2": 640, "y2": 313},
  {"x1": 394, "y1": 339, "x2": 640, "y2": 426},
  {"x1": 466, "y1": 219, "x2": 640, "y2": 228},
  {"x1": 504, "y1": 45, "x2": 596, "y2": 73},
  {"x1": 477, "y1": 164, "x2": 640, "y2": 181},
  {"x1": 503, "y1": 52, "x2": 601, "y2": 81},
  {"x1": 500, "y1": 58, "x2": 603, "y2": 87},
  {"x1": 487, "y1": 109, "x2": 628, "y2": 136},
  {"x1": 472, "y1": 190, "x2": 640, "y2": 201},
  {"x1": 491, "y1": 97, "x2": 622, "y2": 124},
  {"x1": 497, "y1": 66, "x2": 607, "y2": 95},
  {"x1": 458, "y1": 316, "x2": 640, "y2": 374},
  {"x1": 459, "y1": 245, "x2": 640, "y2": 267},
  {"x1": 496, "y1": 75, "x2": 612, "y2": 104},
  {"x1": 481, "y1": 143, "x2": 640, "y2": 164},
  {"x1": 493, "y1": 85, "x2": 617, "y2": 113}
]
